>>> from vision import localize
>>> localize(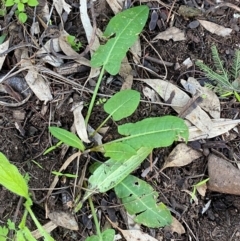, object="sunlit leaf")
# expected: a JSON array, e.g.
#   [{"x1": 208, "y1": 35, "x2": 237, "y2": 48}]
[
  {"x1": 91, "y1": 6, "x2": 149, "y2": 75},
  {"x1": 0, "y1": 152, "x2": 29, "y2": 199},
  {"x1": 118, "y1": 116, "x2": 189, "y2": 149},
  {"x1": 104, "y1": 89, "x2": 140, "y2": 121},
  {"x1": 49, "y1": 127, "x2": 85, "y2": 151}
]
